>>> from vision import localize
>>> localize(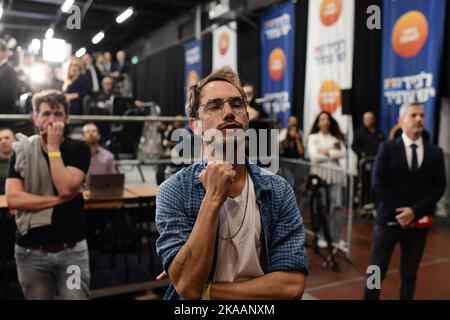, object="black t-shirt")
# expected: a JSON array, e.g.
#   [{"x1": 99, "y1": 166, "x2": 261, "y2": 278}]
[
  {"x1": 8, "y1": 138, "x2": 91, "y2": 247},
  {"x1": 352, "y1": 127, "x2": 385, "y2": 158}
]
